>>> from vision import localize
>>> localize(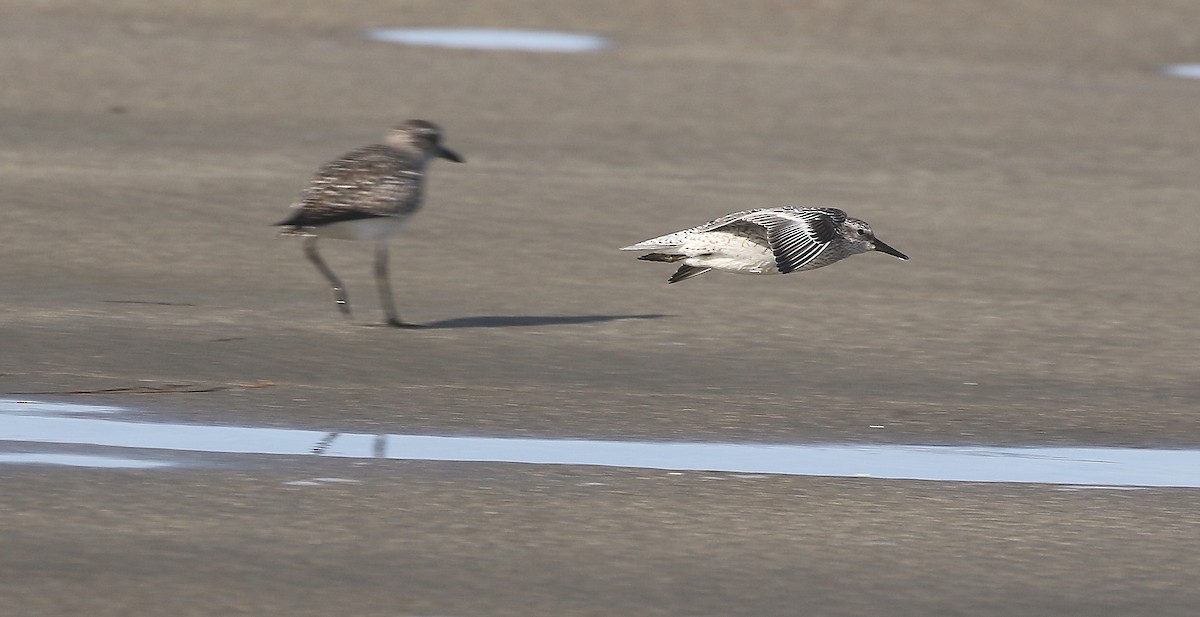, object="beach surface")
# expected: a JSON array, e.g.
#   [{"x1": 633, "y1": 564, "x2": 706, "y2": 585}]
[{"x1": 2, "y1": 1, "x2": 1200, "y2": 615}]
